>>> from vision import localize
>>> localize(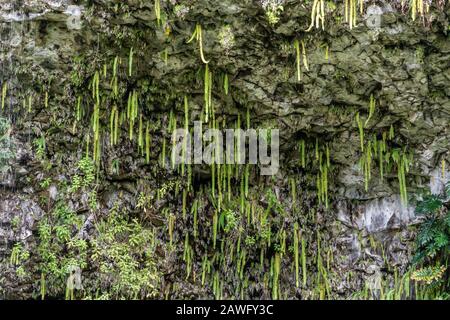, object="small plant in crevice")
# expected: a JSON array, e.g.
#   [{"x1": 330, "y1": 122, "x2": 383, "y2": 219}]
[
  {"x1": 70, "y1": 157, "x2": 96, "y2": 193},
  {"x1": 260, "y1": 0, "x2": 285, "y2": 25},
  {"x1": 10, "y1": 242, "x2": 30, "y2": 279},
  {"x1": 219, "y1": 209, "x2": 238, "y2": 234},
  {"x1": 174, "y1": 4, "x2": 189, "y2": 19},
  {"x1": 11, "y1": 216, "x2": 21, "y2": 232},
  {"x1": 33, "y1": 136, "x2": 46, "y2": 162},
  {"x1": 40, "y1": 177, "x2": 52, "y2": 190}
]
